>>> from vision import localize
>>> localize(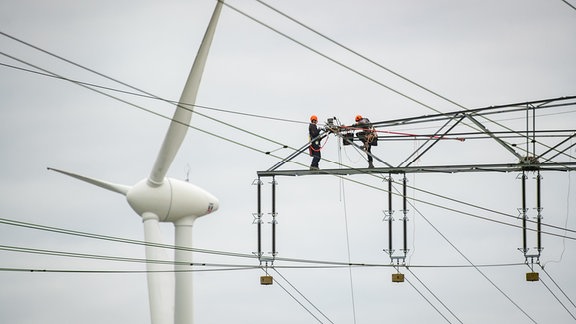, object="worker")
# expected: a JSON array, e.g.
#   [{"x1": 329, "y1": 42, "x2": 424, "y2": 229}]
[
  {"x1": 309, "y1": 115, "x2": 321, "y2": 170},
  {"x1": 353, "y1": 114, "x2": 376, "y2": 168}
]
